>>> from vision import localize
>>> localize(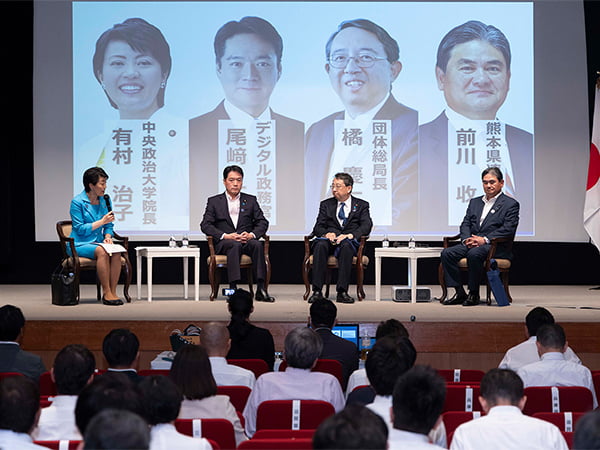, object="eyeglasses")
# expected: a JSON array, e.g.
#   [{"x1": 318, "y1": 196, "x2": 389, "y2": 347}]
[
  {"x1": 330, "y1": 184, "x2": 347, "y2": 190},
  {"x1": 328, "y1": 53, "x2": 388, "y2": 69}
]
